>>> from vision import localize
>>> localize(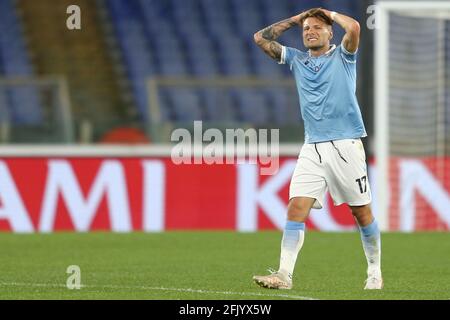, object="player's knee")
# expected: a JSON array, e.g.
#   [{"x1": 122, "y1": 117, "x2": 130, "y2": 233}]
[
  {"x1": 350, "y1": 205, "x2": 373, "y2": 226},
  {"x1": 350, "y1": 204, "x2": 370, "y2": 216},
  {"x1": 287, "y1": 199, "x2": 311, "y2": 222}
]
